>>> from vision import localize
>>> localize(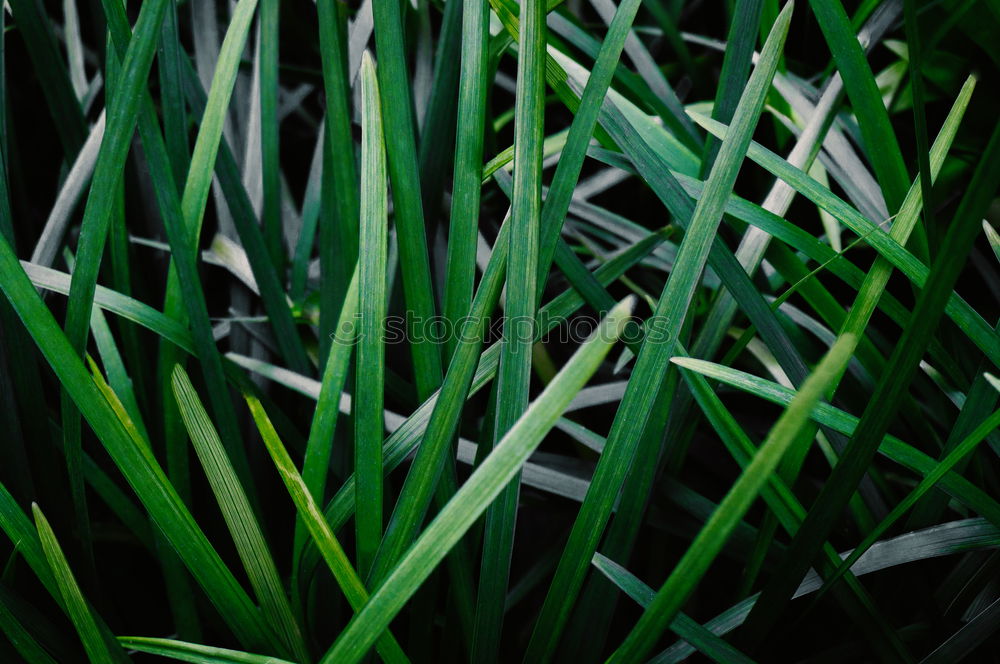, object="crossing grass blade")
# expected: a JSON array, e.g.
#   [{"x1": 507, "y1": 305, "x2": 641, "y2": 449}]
[
  {"x1": 606, "y1": 334, "x2": 857, "y2": 663},
  {"x1": 0, "y1": 233, "x2": 274, "y2": 649},
  {"x1": 739, "y1": 118, "x2": 1000, "y2": 648},
  {"x1": 321, "y1": 297, "x2": 635, "y2": 664},
  {"x1": 244, "y1": 394, "x2": 410, "y2": 664},
  {"x1": 591, "y1": 554, "x2": 758, "y2": 664},
  {"x1": 524, "y1": 6, "x2": 793, "y2": 659},
  {"x1": 171, "y1": 366, "x2": 308, "y2": 662}
]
